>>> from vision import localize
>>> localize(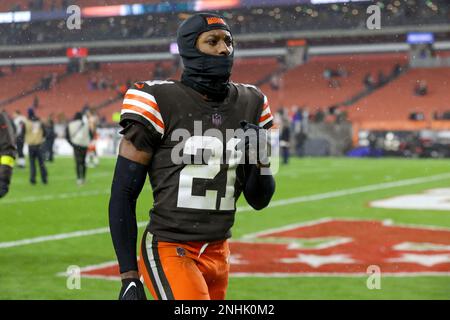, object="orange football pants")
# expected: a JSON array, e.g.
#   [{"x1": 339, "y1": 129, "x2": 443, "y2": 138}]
[{"x1": 138, "y1": 230, "x2": 230, "y2": 300}]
